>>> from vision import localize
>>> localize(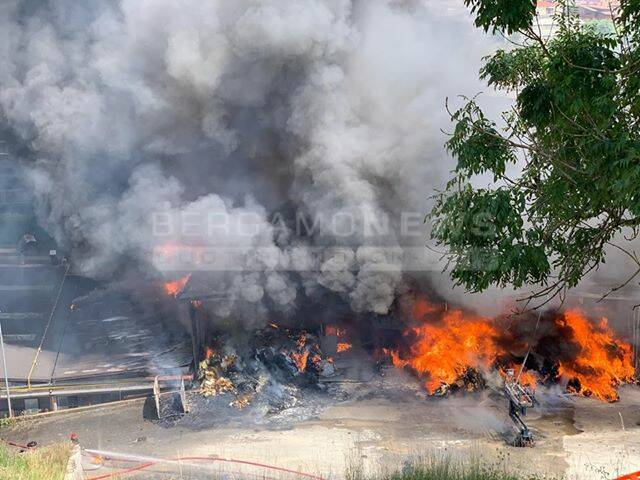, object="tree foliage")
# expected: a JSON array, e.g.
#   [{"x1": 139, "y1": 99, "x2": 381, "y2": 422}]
[
  {"x1": 431, "y1": 0, "x2": 640, "y2": 307},
  {"x1": 463, "y1": 0, "x2": 537, "y2": 34}
]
